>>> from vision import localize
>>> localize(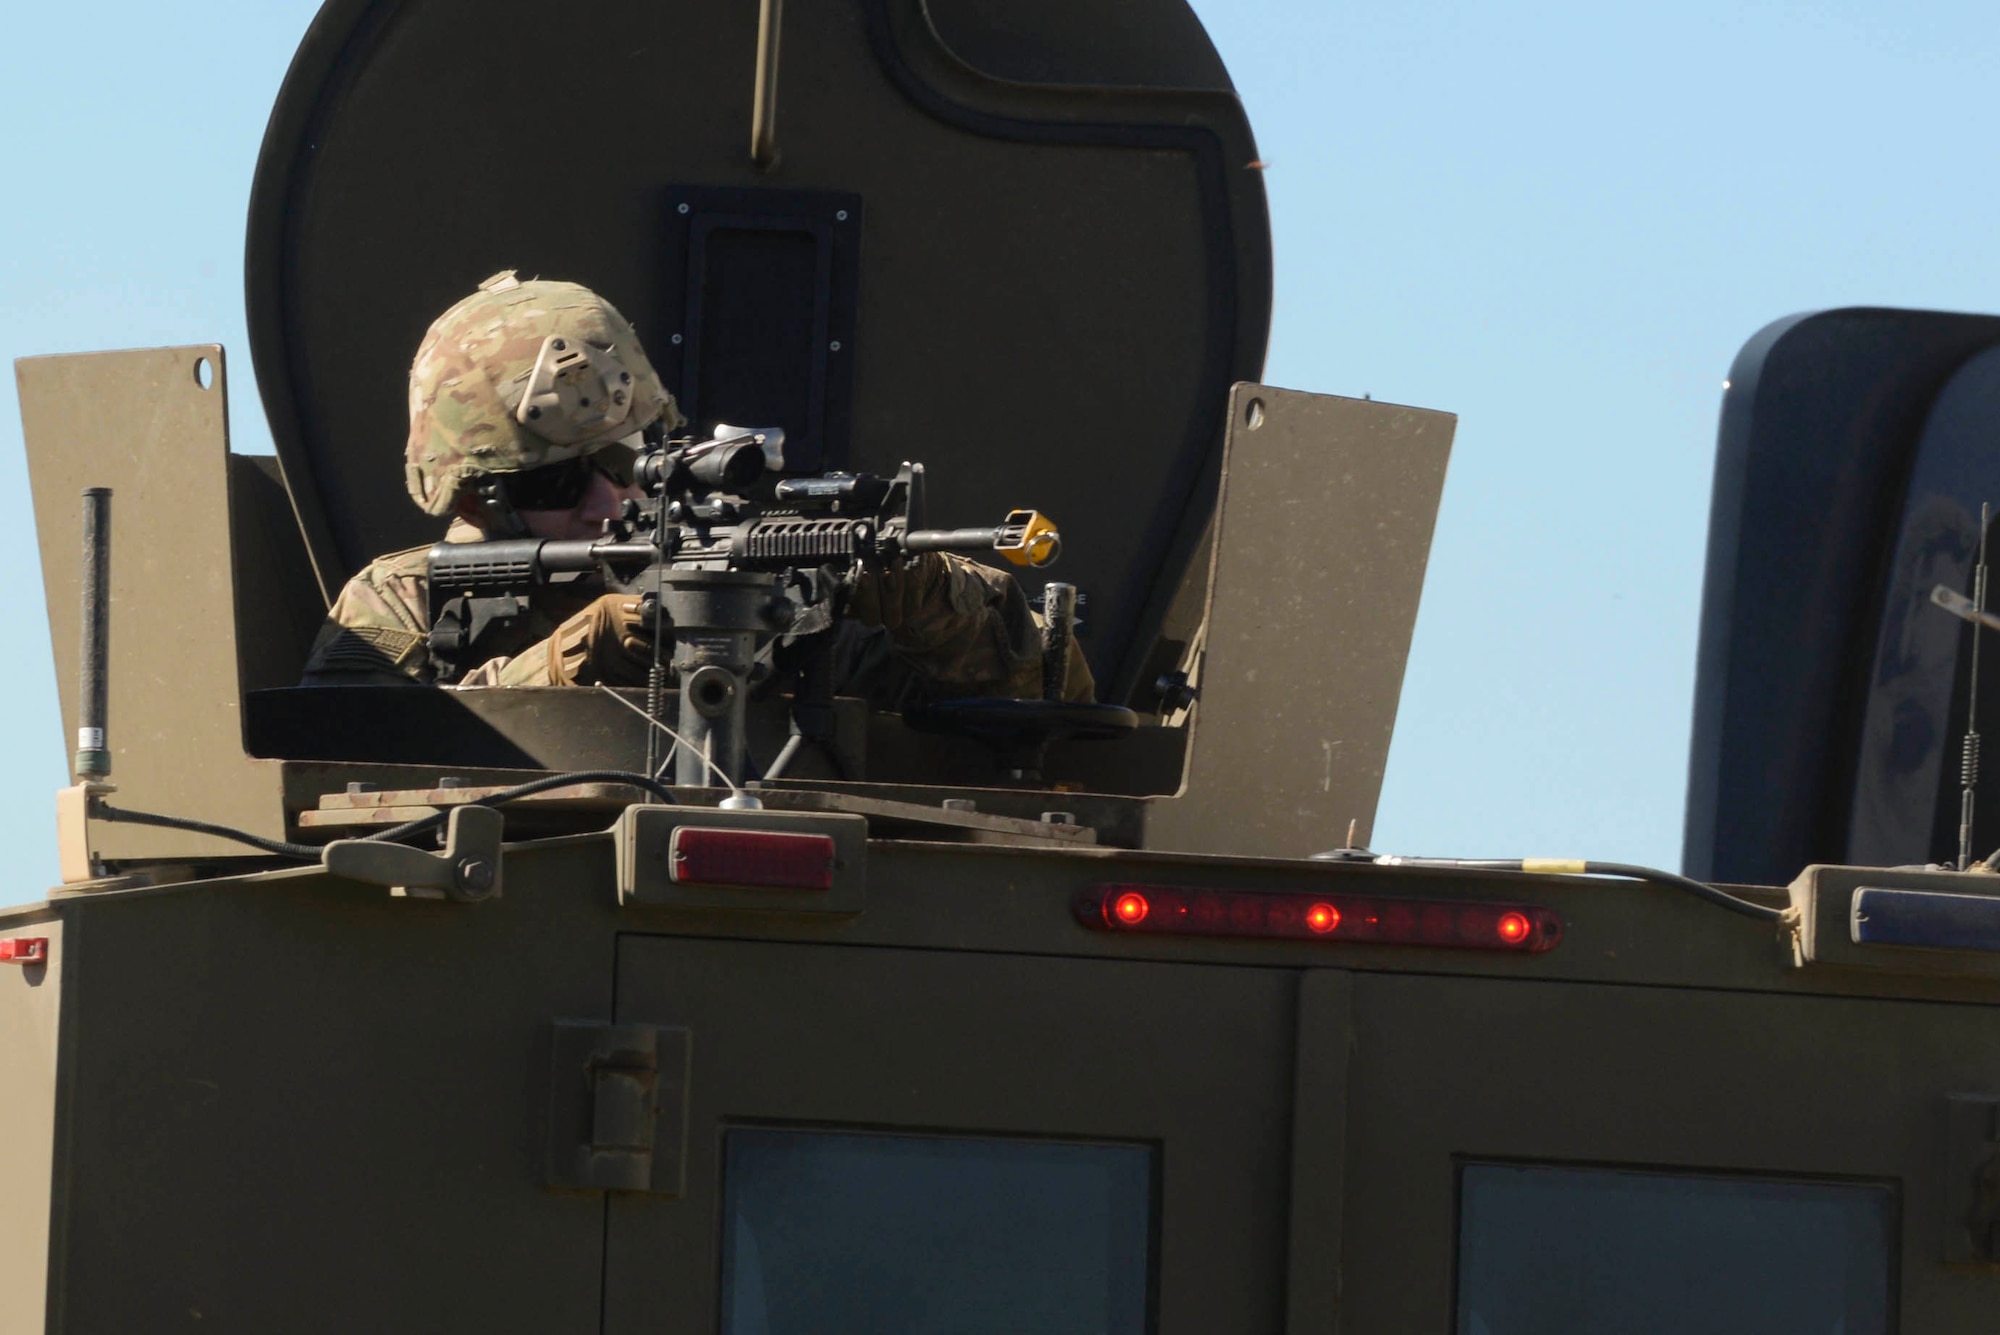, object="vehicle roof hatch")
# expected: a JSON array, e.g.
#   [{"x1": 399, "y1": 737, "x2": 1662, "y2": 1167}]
[{"x1": 246, "y1": 0, "x2": 1273, "y2": 701}]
